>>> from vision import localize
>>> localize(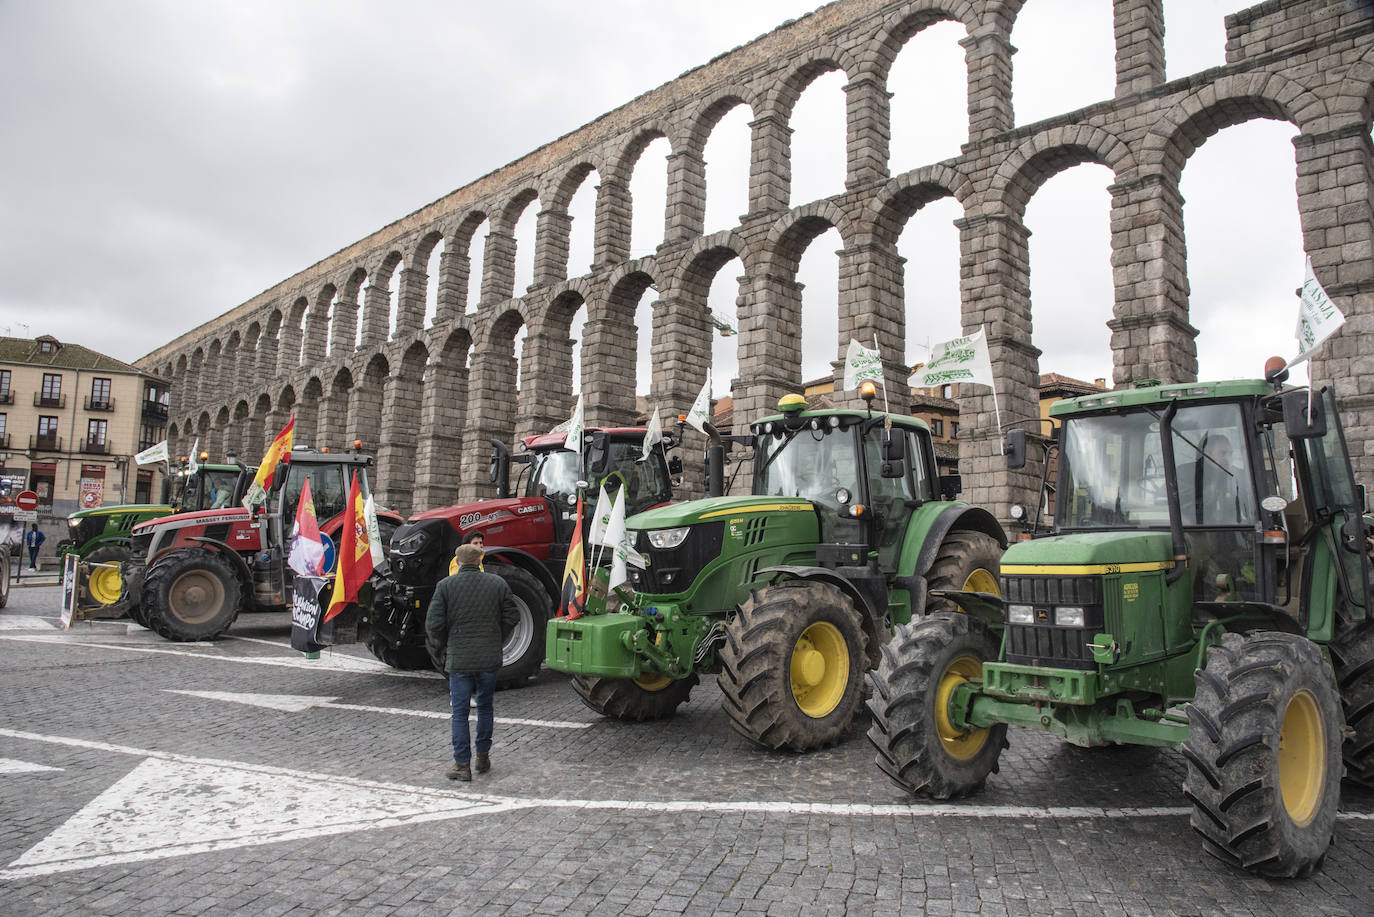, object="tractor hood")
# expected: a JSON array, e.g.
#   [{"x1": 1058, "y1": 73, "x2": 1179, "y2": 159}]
[
  {"x1": 133, "y1": 506, "x2": 250, "y2": 534},
  {"x1": 71, "y1": 503, "x2": 174, "y2": 521},
  {"x1": 1001, "y1": 531, "x2": 1176, "y2": 569},
  {"x1": 408, "y1": 495, "x2": 553, "y2": 530},
  {"x1": 628, "y1": 495, "x2": 815, "y2": 530}
]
